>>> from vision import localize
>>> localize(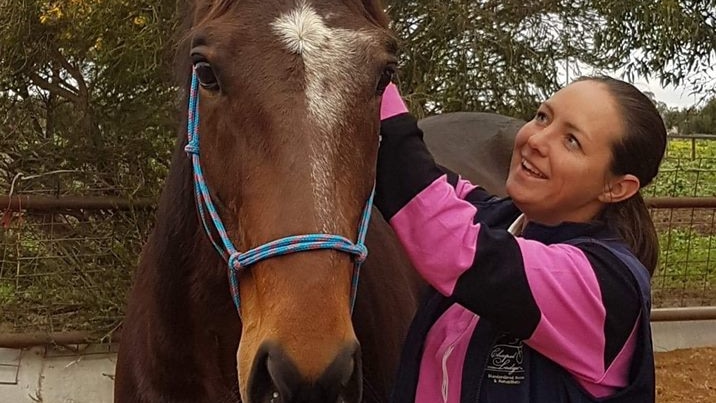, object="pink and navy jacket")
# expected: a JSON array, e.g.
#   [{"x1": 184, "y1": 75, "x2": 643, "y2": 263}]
[{"x1": 375, "y1": 114, "x2": 655, "y2": 403}]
